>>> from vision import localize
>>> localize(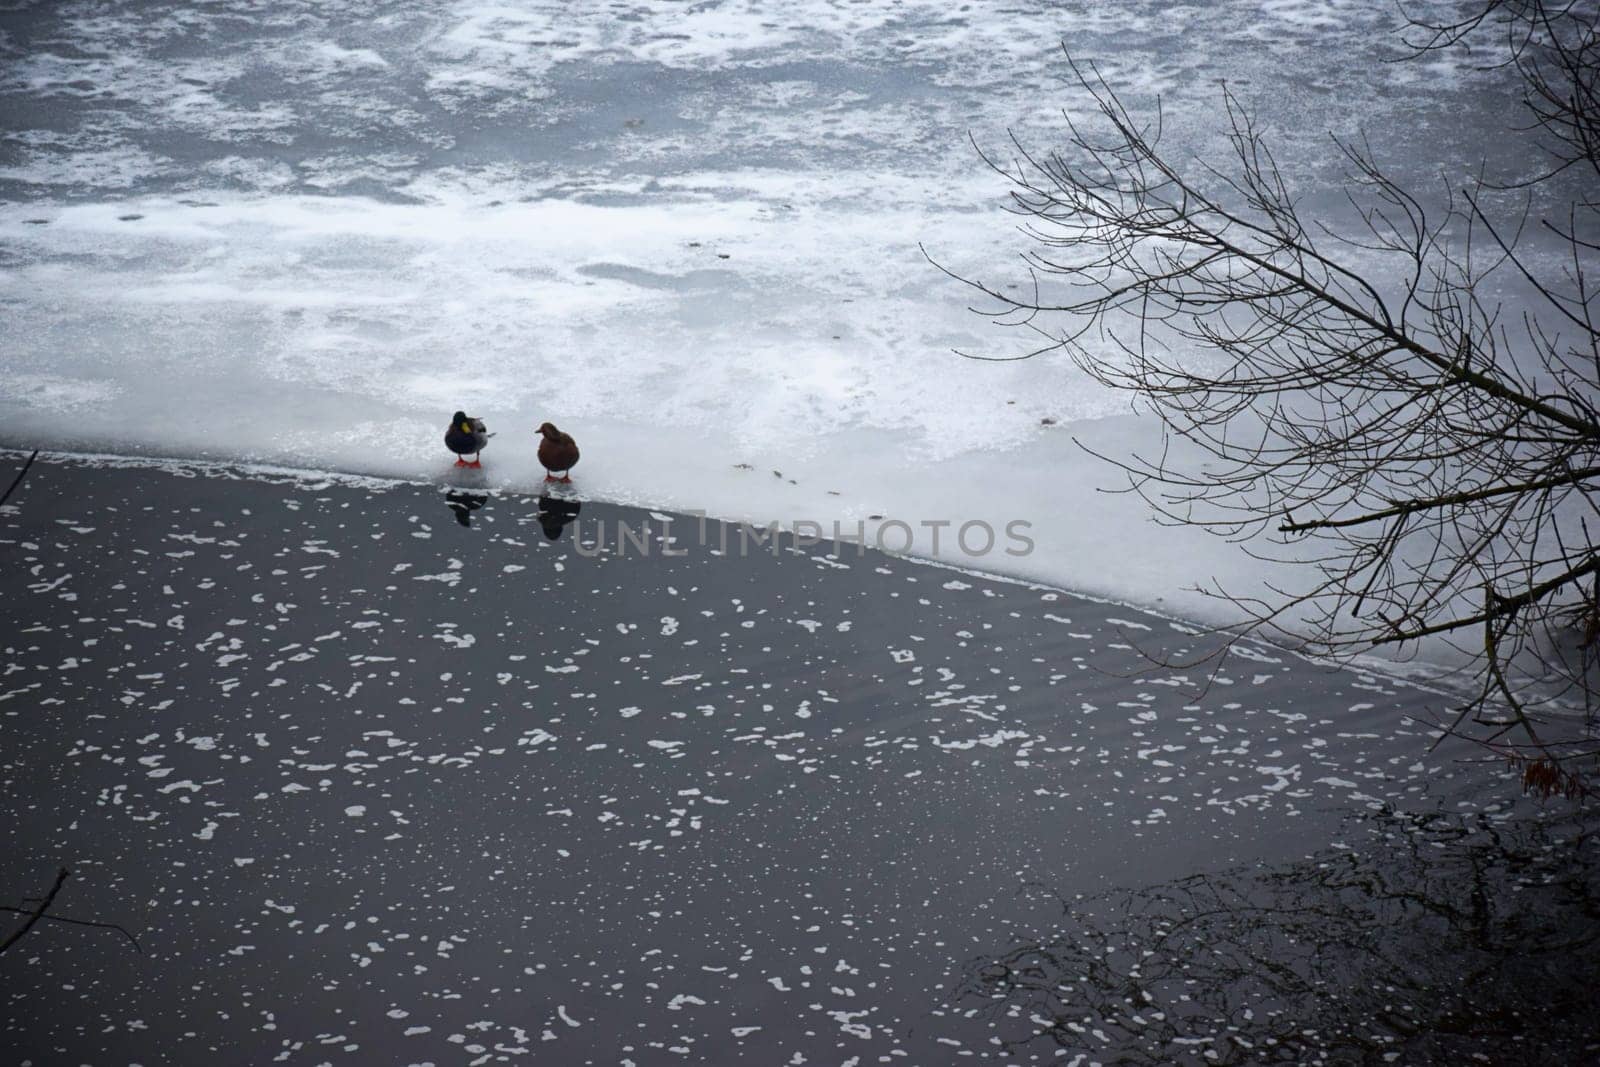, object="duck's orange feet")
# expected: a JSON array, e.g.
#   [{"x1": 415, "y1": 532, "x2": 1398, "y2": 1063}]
[
  {"x1": 468, "y1": 459, "x2": 482, "y2": 469},
  {"x1": 544, "y1": 472, "x2": 558, "y2": 482},
  {"x1": 559, "y1": 475, "x2": 572, "y2": 484},
  {"x1": 454, "y1": 457, "x2": 468, "y2": 467}
]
